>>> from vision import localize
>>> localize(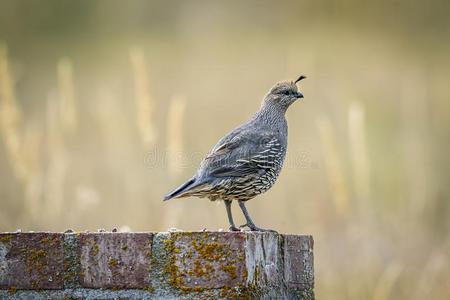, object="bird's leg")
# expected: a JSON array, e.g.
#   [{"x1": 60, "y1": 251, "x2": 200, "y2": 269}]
[
  {"x1": 238, "y1": 200, "x2": 277, "y2": 232},
  {"x1": 224, "y1": 200, "x2": 239, "y2": 231}
]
